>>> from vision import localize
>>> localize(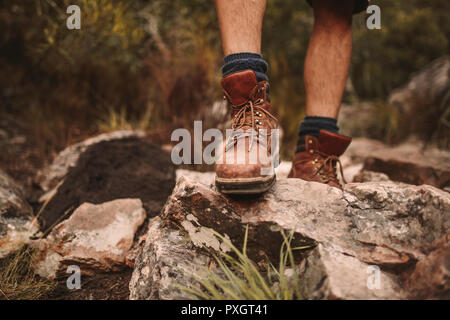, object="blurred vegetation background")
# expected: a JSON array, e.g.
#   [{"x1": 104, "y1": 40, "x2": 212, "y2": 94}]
[{"x1": 0, "y1": 0, "x2": 449, "y2": 171}]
